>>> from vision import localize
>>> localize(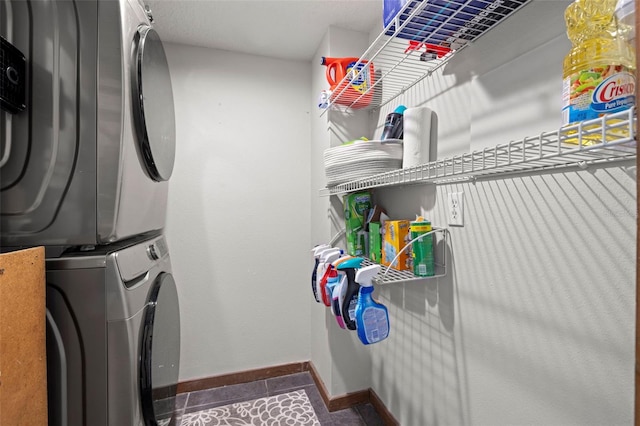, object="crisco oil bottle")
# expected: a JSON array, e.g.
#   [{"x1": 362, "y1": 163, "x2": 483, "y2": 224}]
[{"x1": 562, "y1": 0, "x2": 636, "y2": 144}]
